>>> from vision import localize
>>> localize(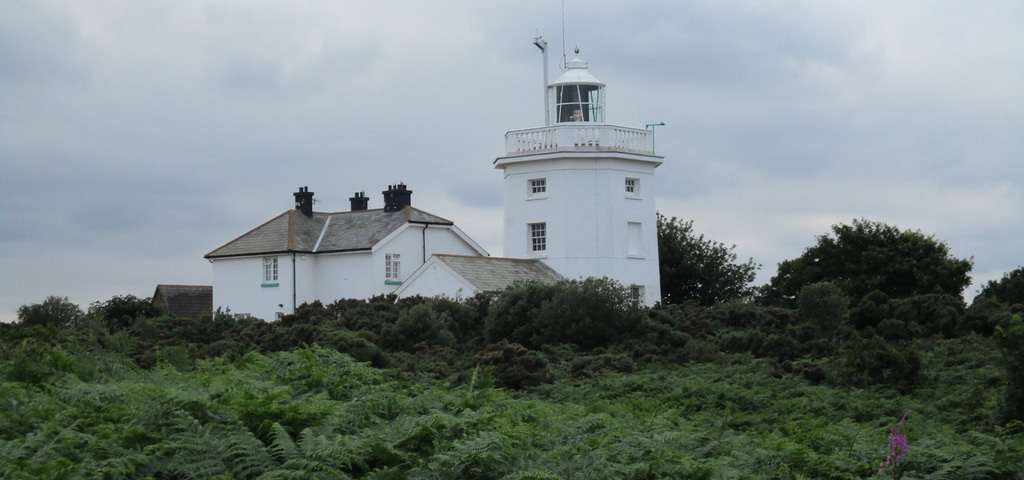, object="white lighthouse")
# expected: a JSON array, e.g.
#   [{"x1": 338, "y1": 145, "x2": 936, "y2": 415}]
[{"x1": 494, "y1": 49, "x2": 663, "y2": 305}]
